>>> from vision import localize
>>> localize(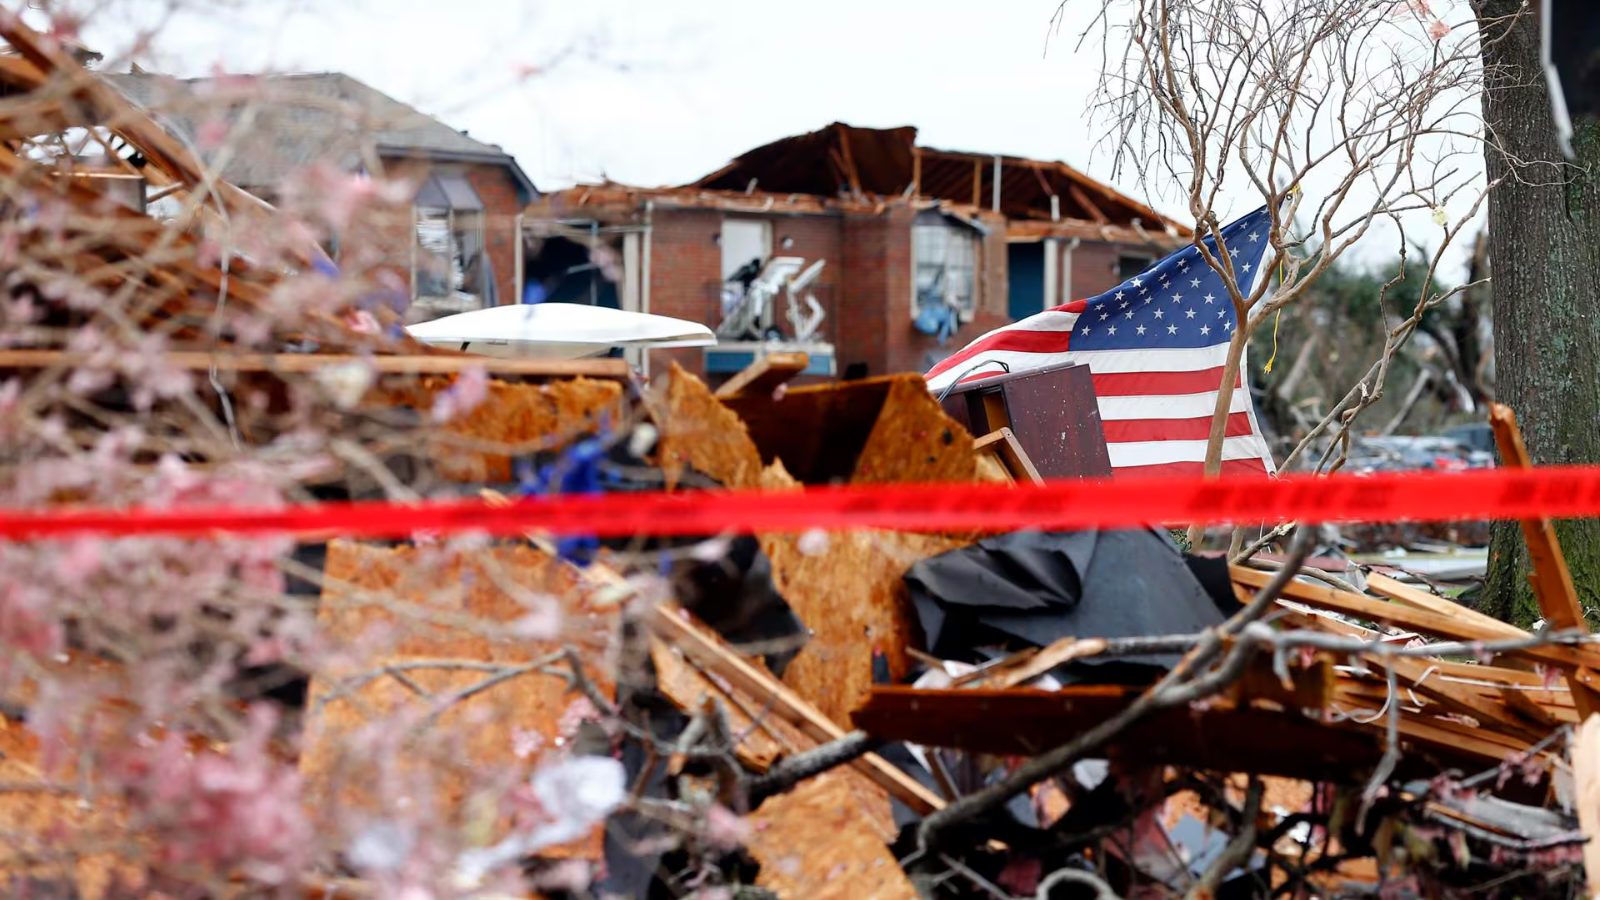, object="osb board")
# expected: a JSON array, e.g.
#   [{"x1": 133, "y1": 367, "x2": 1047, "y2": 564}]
[
  {"x1": 848, "y1": 376, "x2": 976, "y2": 485},
  {"x1": 378, "y1": 376, "x2": 623, "y2": 482},
  {"x1": 650, "y1": 363, "x2": 764, "y2": 489},
  {"x1": 315, "y1": 540, "x2": 613, "y2": 662},
  {"x1": 744, "y1": 774, "x2": 916, "y2": 900},
  {"x1": 0, "y1": 716, "x2": 142, "y2": 900},
  {"x1": 305, "y1": 542, "x2": 617, "y2": 860},
  {"x1": 754, "y1": 463, "x2": 967, "y2": 725},
  {"x1": 648, "y1": 638, "x2": 895, "y2": 840},
  {"x1": 299, "y1": 656, "x2": 604, "y2": 860}
]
